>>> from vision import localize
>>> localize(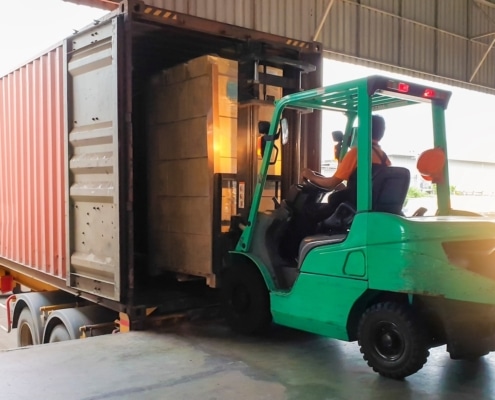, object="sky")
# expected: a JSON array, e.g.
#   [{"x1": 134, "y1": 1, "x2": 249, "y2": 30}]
[
  {"x1": 0, "y1": 0, "x2": 106, "y2": 76},
  {"x1": 1, "y1": 1, "x2": 494, "y2": 169},
  {"x1": 322, "y1": 59, "x2": 495, "y2": 164}
]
